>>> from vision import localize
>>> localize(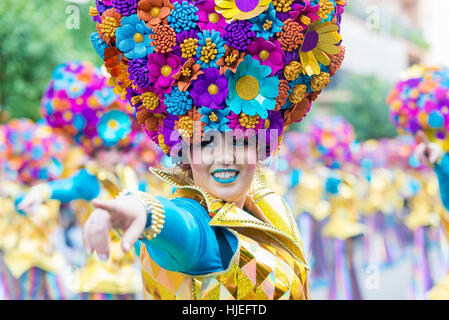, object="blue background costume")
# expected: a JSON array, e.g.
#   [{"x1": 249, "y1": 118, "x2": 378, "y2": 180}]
[{"x1": 435, "y1": 154, "x2": 449, "y2": 211}]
